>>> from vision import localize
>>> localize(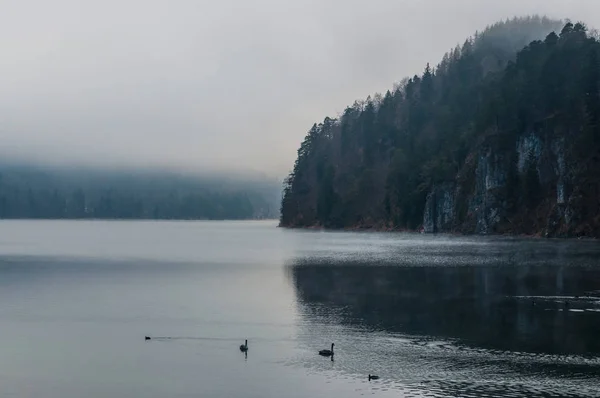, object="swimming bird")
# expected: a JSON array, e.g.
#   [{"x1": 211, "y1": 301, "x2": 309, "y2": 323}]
[
  {"x1": 145, "y1": 336, "x2": 151, "y2": 340},
  {"x1": 240, "y1": 339, "x2": 248, "y2": 352},
  {"x1": 368, "y1": 374, "x2": 379, "y2": 381},
  {"x1": 319, "y1": 343, "x2": 334, "y2": 357}
]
